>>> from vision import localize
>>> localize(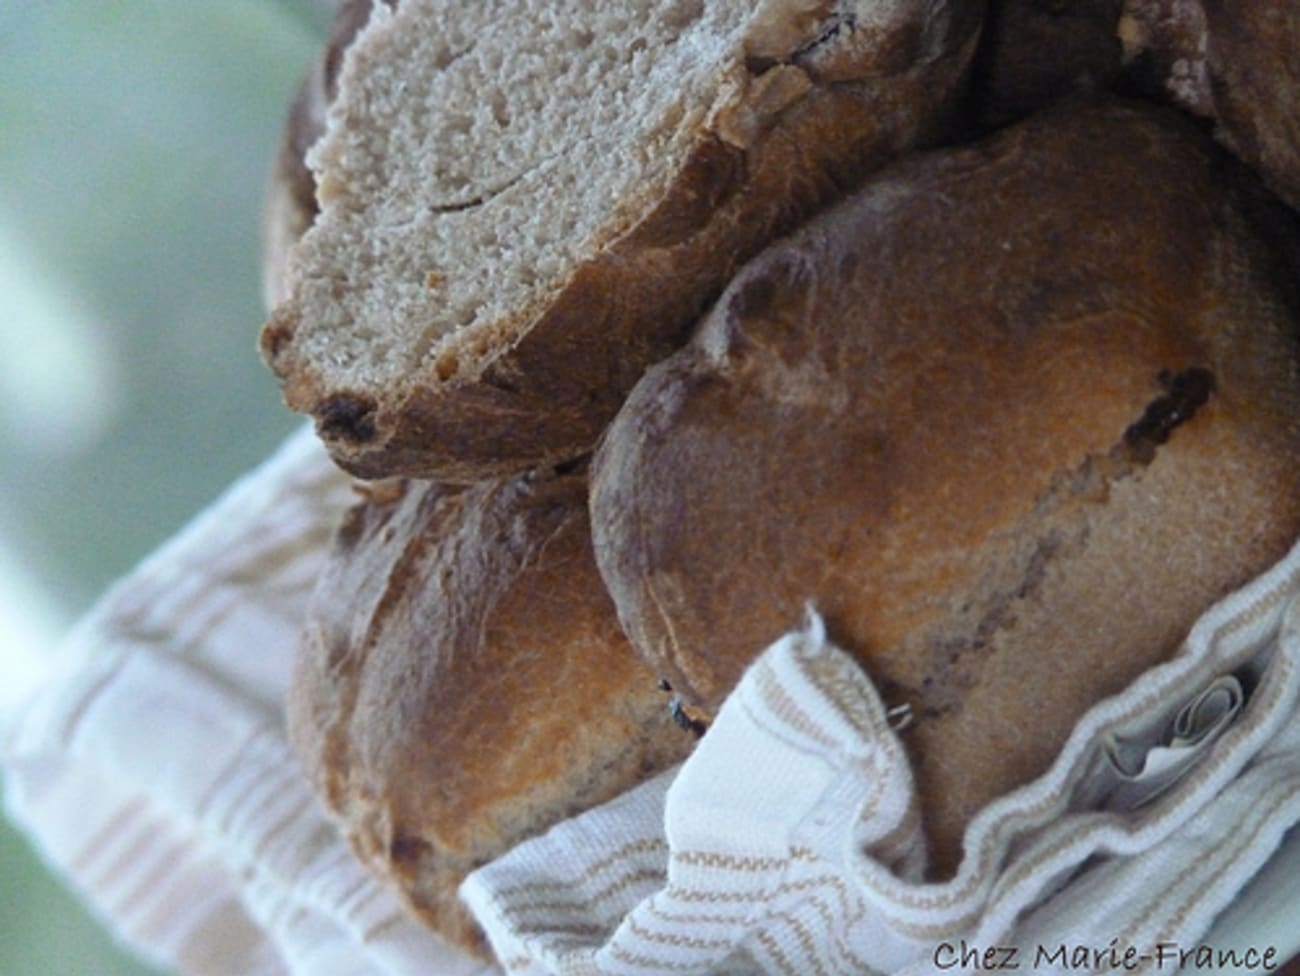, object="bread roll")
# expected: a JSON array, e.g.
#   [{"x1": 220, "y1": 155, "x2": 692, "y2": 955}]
[
  {"x1": 1119, "y1": 0, "x2": 1300, "y2": 211},
  {"x1": 288, "y1": 471, "x2": 693, "y2": 953},
  {"x1": 589, "y1": 97, "x2": 1300, "y2": 876},
  {"x1": 261, "y1": 0, "x2": 983, "y2": 482}
]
